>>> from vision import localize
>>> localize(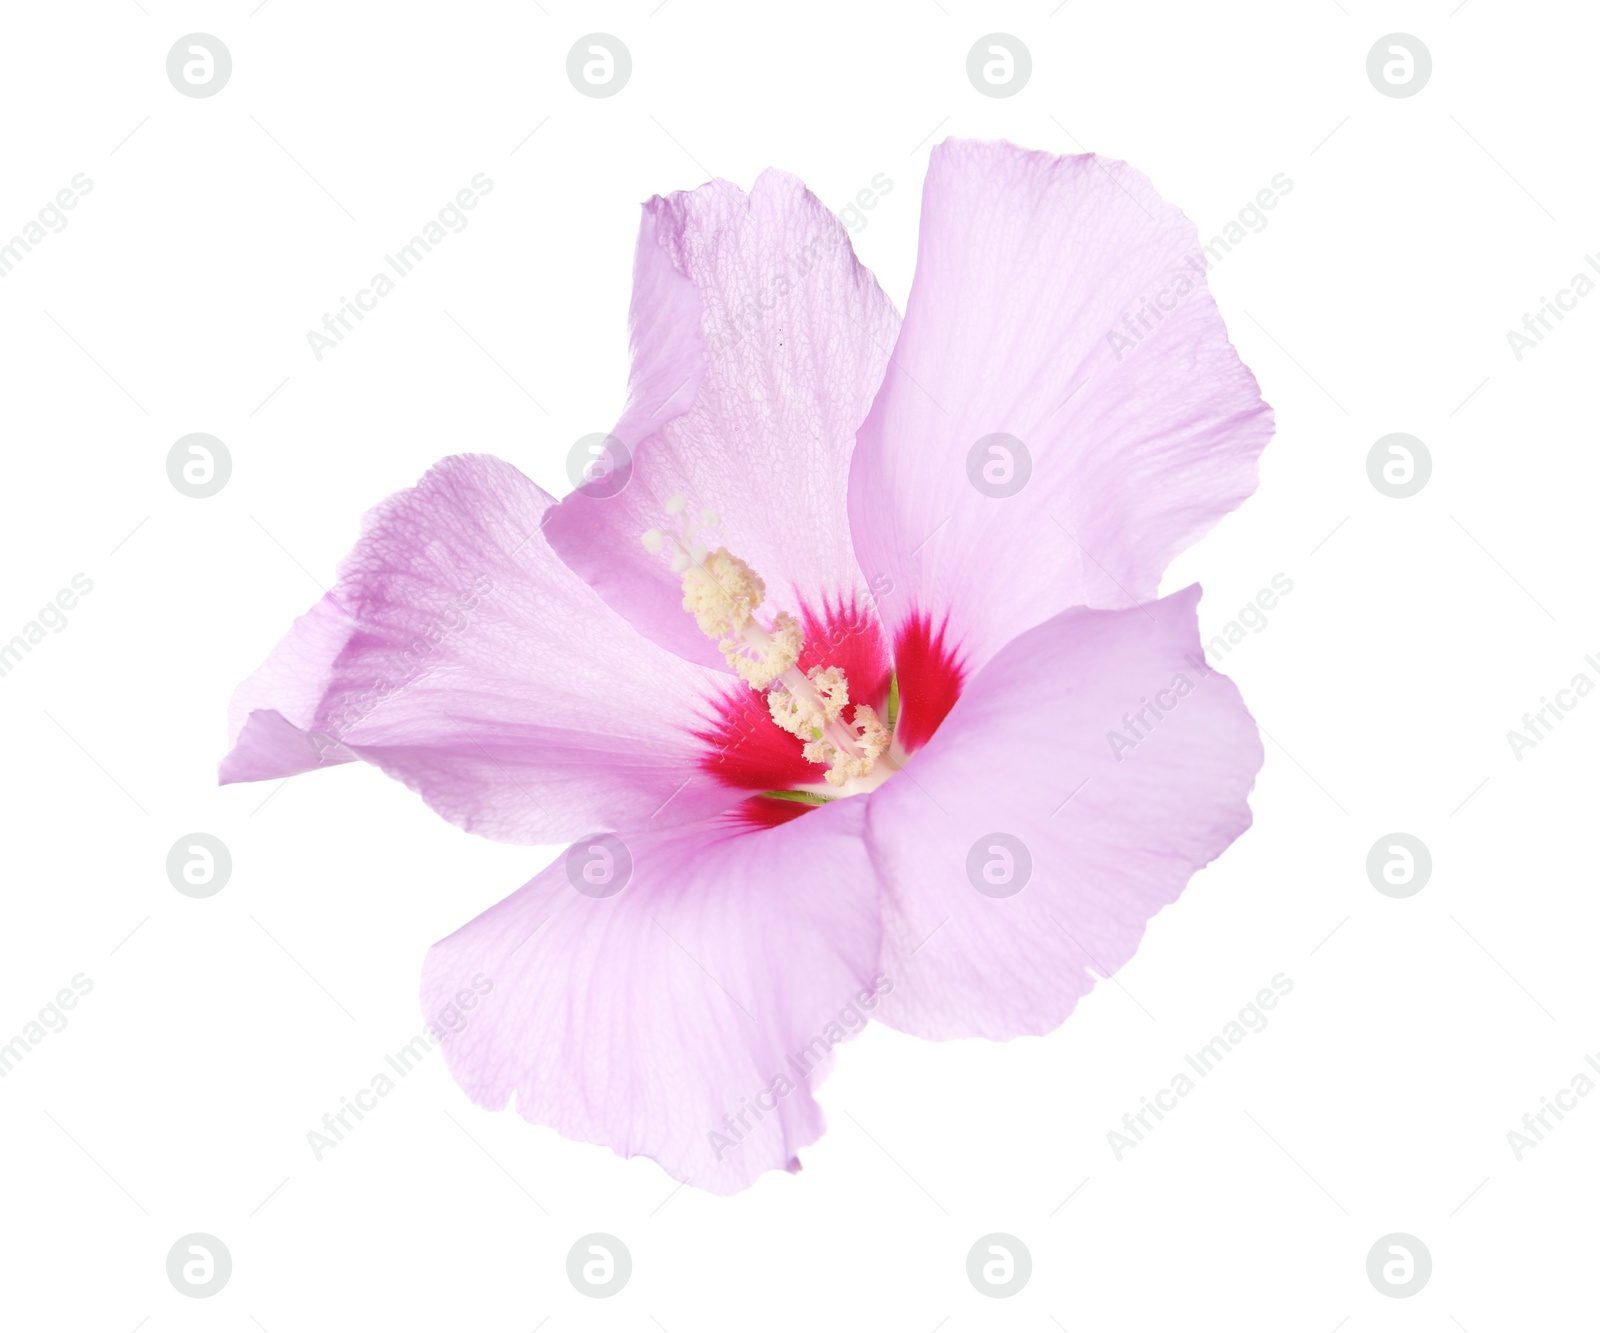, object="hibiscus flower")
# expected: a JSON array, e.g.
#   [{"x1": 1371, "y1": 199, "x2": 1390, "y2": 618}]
[{"x1": 222, "y1": 138, "x2": 1272, "y2": 1194}]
